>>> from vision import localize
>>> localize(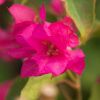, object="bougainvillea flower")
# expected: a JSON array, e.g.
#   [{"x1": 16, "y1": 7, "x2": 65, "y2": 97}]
[
  {"x1": 0, "y1": 81, "x2": 13, "y2": 100},
  {"x1": 9, "y1": 4, "x2": 85, "y2": 77},
  {"x1": 20, "y1": 21, "x2": 85, "y2": 77},
  {"x1": 0, "y1": 0, "x2": 5, "y2": 5}
]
